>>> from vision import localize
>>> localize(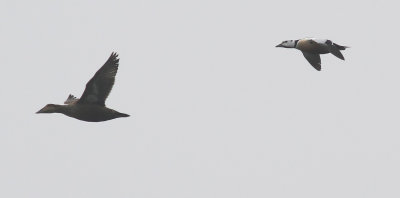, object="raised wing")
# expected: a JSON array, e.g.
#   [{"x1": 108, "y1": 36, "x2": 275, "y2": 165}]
[
  {"x1": 64, "y1": 94, "x2": 79, "y2": 104},
  {"x1": 78, "y1": 52, "x2": 119, "y2": 106},
  {"x1": 302, "y1": 51, "x2": 321, "y2": 71}
]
